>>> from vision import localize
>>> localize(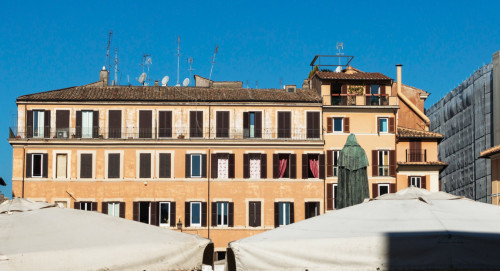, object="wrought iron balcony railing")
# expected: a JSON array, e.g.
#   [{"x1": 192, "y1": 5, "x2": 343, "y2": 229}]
[
  {"x1": 327, "y1": 94, "x2": 391, "y2": 106},
  {"x1": 405, "y1": 149, "x2": 427, "y2": 162}
]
